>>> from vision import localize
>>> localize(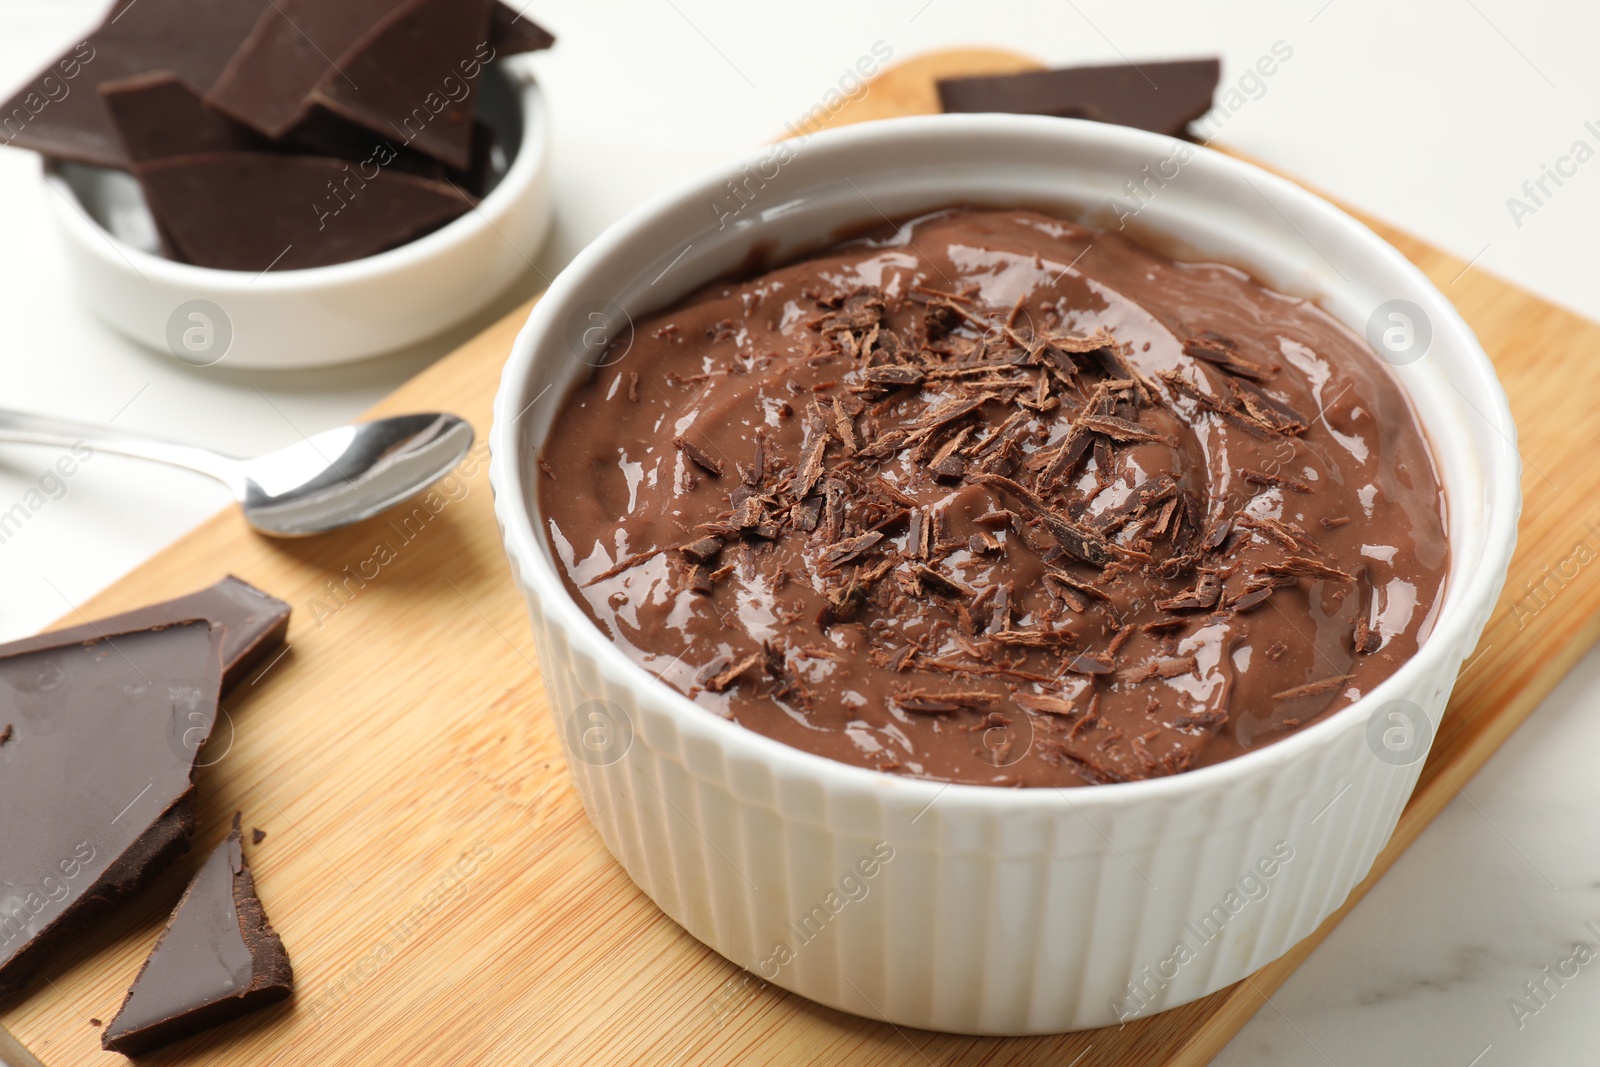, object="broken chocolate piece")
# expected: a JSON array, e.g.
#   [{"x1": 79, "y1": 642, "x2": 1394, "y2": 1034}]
[
  {"x1": 0, "y1": 622, "x2": 224, "y2": 1001},
  {"x1": 133, "y1": 152, "x2": 475, "y2": 271},
  {"x1": 102, "y1": 815, "x2": 293, "y2": 1056},
  {"x1": 488, "y1": 4, "x2": 557, "y2": 55},
  {"x1": 100, "y1": 72, "x2": 268, "y2": 164},
  {"x1": 0, "y1": 0, "x2": 273, "y2": 168},
  {"x1": 0, "y1": 575, "x2": 290, "y2": 695},
  {"x1": 204, "y1": 0, "x2": 409, "y2": 138},
  {"x1": 310, "y1": 0, "x2": 497, "y2": 170},
  {"x1": 936, "y1": 59, "x2": 1221, "y2": 137}
]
